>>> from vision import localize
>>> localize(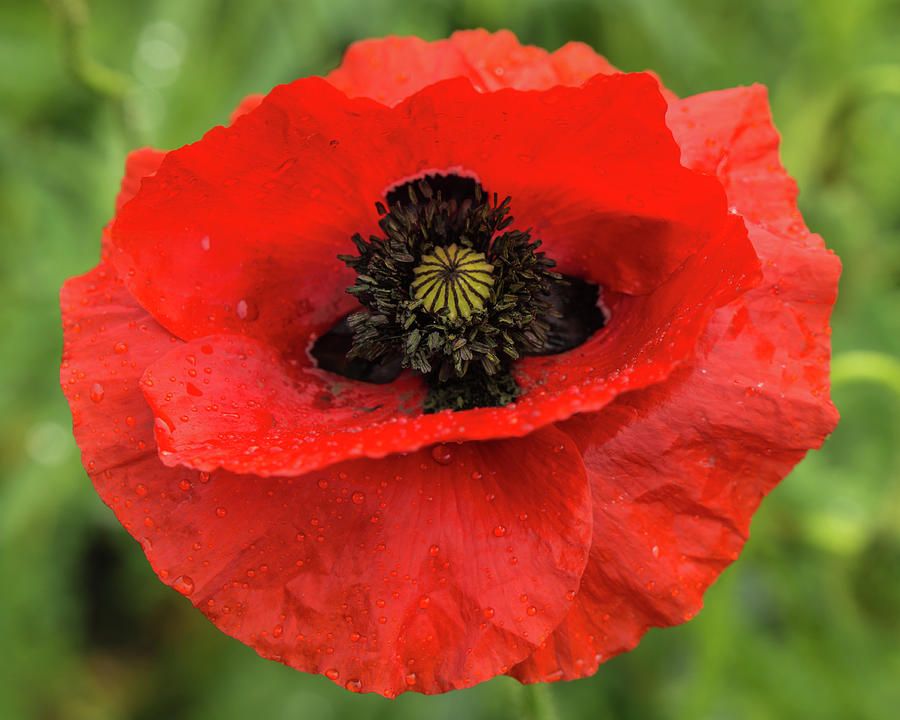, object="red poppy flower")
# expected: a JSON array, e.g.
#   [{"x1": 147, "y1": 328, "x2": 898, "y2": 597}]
[{"x1": 60, "y1": 30, "x2": 839, "y2": 696}]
